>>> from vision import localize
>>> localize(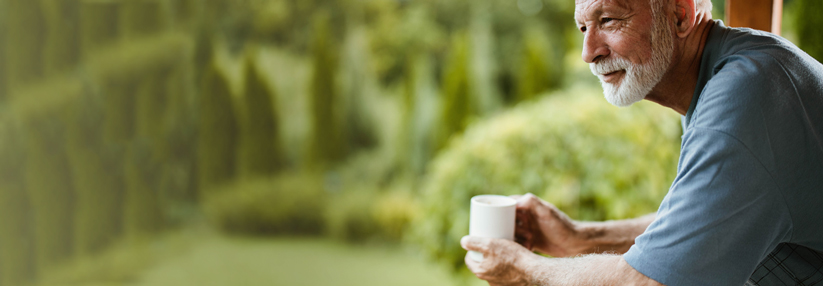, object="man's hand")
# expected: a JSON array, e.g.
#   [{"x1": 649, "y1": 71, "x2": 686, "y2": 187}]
[
  {"x1": 461, "y1": 235, "x2": 664, "y2": 286},
  {"x1": 513, "y1": 193, "x2": 656, "y2": 256},
  {"x1": 512, "y1": 193, "x2": 583, "y2": 257},
  {"x1": 461, "y1": 236, "x2": 536, "y2": 286}
]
